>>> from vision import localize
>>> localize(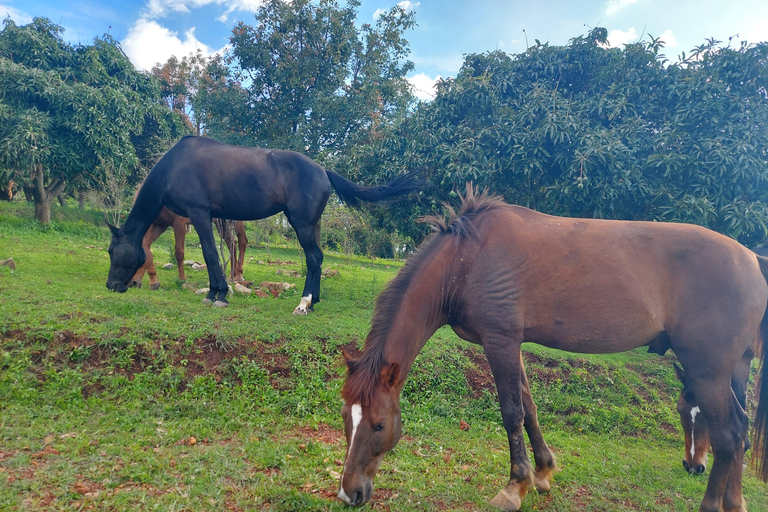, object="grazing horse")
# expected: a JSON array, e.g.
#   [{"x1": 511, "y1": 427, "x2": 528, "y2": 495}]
[
  {"x1": 339, "y1": 187, "x2": 768, "y2": 512},
  {"x1": 128, "y1": 208, "x2": 248, "y2": 290},
  {"x1": 106, "y1": 136, "x2": 421, "y2": 313}
]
